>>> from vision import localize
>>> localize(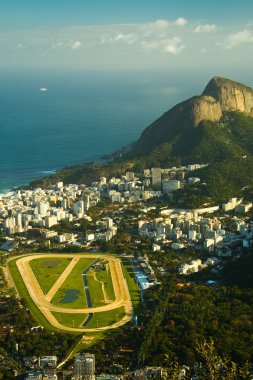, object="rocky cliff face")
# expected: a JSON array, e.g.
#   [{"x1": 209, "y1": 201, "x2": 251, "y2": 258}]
[
  {"x1": 203, "y1": 77, "x2": 253, "y2": 116},
  {"x1": 191, "y1": 95, "x2": 222, "y2": 127},
  {"x1": 130, "y1": 77, "x2": 253, "y2": 156}
]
